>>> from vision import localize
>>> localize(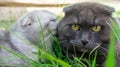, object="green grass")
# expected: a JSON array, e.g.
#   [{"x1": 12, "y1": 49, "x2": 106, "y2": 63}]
[
  {"x1": 105, "y1": 11, "x2": 120, "y2": 67},
  {"x1": 105, "y1": 30, "x2": 116, "y2": 67},
  {"x1": 0, "y1": 11, "x2": 120, "y2": 67}
]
